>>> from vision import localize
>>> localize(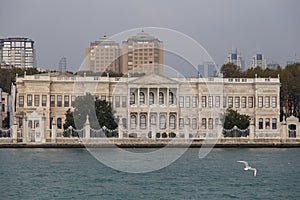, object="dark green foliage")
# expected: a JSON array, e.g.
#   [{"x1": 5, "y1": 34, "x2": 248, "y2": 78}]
[
  {"x1": 2, "y1": 112, "x2": 10, "y2": 128},
  {"x1": 220, "y1": 63, "x2": 242, "y2": 78},
  {"x1": 223, "y1": 109, "x2": 250, "y2": 137},
  {"x1": 63, "y1": 109, "x2": 75, "y2": 130},
  {"x1": 168, "y1": 132, "x2": 176, "y2": 138}
]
